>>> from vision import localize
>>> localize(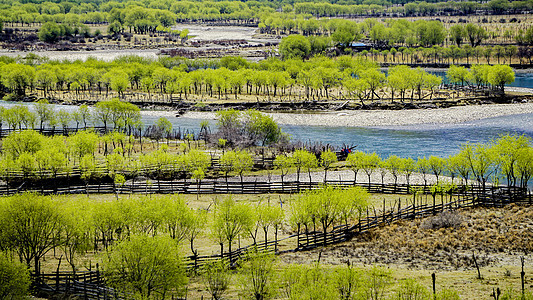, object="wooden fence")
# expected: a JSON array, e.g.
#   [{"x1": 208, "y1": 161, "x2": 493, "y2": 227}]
[{"x1": 3, "y1": 178, "x2": 527, "y2": 198}]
